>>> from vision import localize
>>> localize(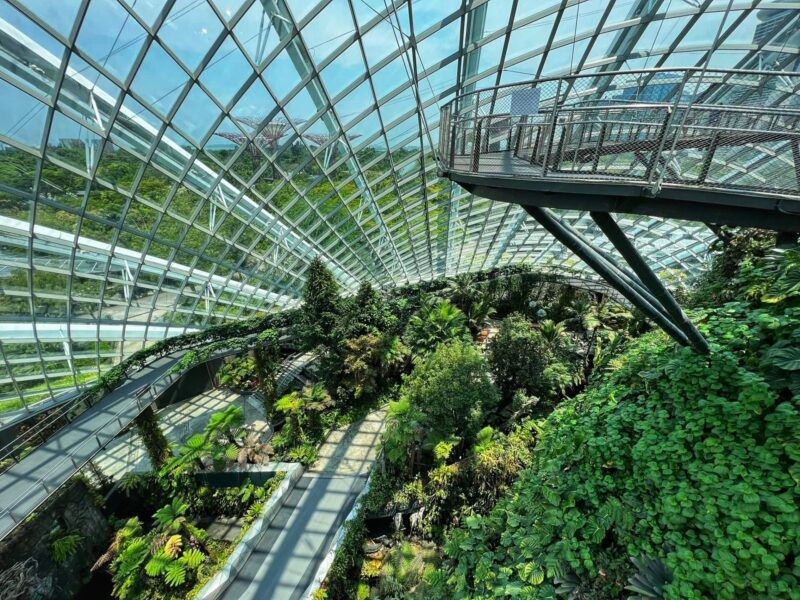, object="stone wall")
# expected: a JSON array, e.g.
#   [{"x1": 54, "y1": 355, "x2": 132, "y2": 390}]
[{"x1": 0, "y1": 478, "x2": 110, "y2": 599}]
